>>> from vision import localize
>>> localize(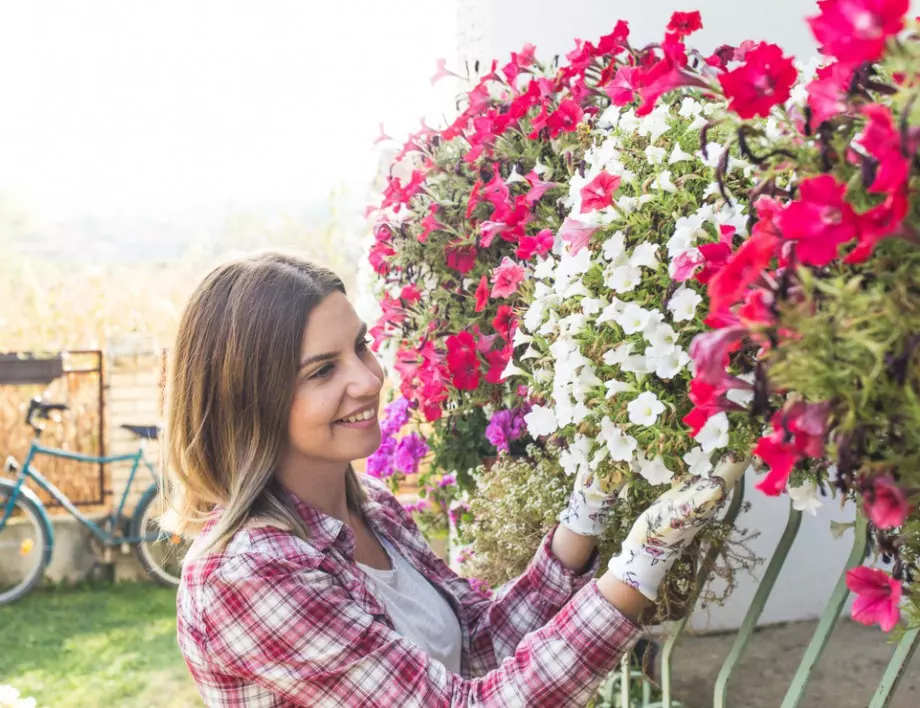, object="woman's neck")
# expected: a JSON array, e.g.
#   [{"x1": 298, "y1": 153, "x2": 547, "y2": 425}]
[{"x1": 277, "y1": 458, "x2": 352, "y2": 523}]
